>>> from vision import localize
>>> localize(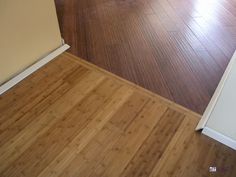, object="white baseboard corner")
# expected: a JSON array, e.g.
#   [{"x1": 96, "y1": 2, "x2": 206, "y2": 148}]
[
  {"x1": 61, "y1": 38, "x2": 65, "y2": 45},
  {"x1": 0, "y1": 44, "x2": 70, "y2": 95},
  {"x1": 202, "y1": 127, "x2": 236, "y2": 150}
]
